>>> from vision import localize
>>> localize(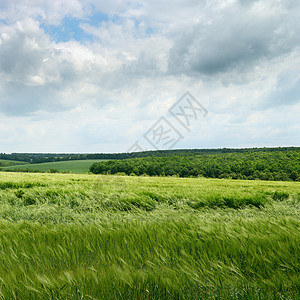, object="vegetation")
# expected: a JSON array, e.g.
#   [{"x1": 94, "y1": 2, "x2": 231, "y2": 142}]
[
  {"x1": 0, "y1": 159, "x2": 26, "y2": 168},
  {"x1": 2, "y1": 160, "x2": 106, "y2": 174},
  {"x1": 0, "y1": 172, "x2": 299, "y2": 299},
  {"x1": 1, "y1": 148, "x2": 300, "y2": 180},
  {"x1": 90, "y1": 149, "x2": 300, "y2": 181},
  {"x1": 1, "y1": 146, "x2": 299, "y2": 164}
]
